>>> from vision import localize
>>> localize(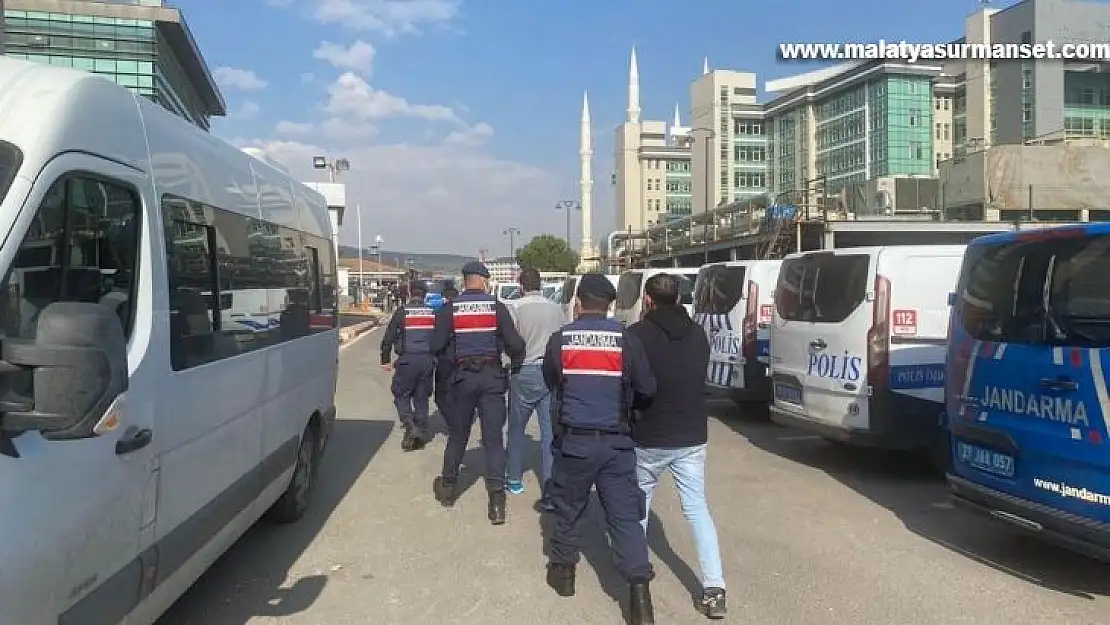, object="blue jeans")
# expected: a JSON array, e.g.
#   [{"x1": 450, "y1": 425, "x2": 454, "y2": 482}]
[
  {"x1": 506, "y1": 364, "x2": 553, "y2": 486},
  {"x1": 636, "y1": 444, "x2": 726, "y2": 590}
]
